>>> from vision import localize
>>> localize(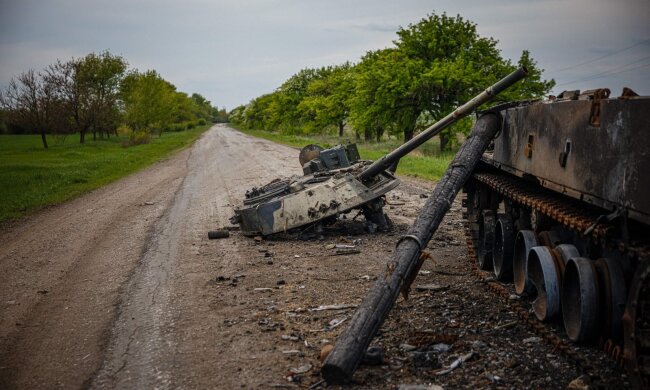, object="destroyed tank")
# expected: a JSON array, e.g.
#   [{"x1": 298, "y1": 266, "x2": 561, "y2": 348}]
[
  {"x1": 463, "y1": 87, "x2": 650, "y2": 387},
  {"x1": 230, "y1": 68, "x2": 529, "y2": 237},
  {"x1": 230, "y1": 142, "x2": 400, "y2": 236}
]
